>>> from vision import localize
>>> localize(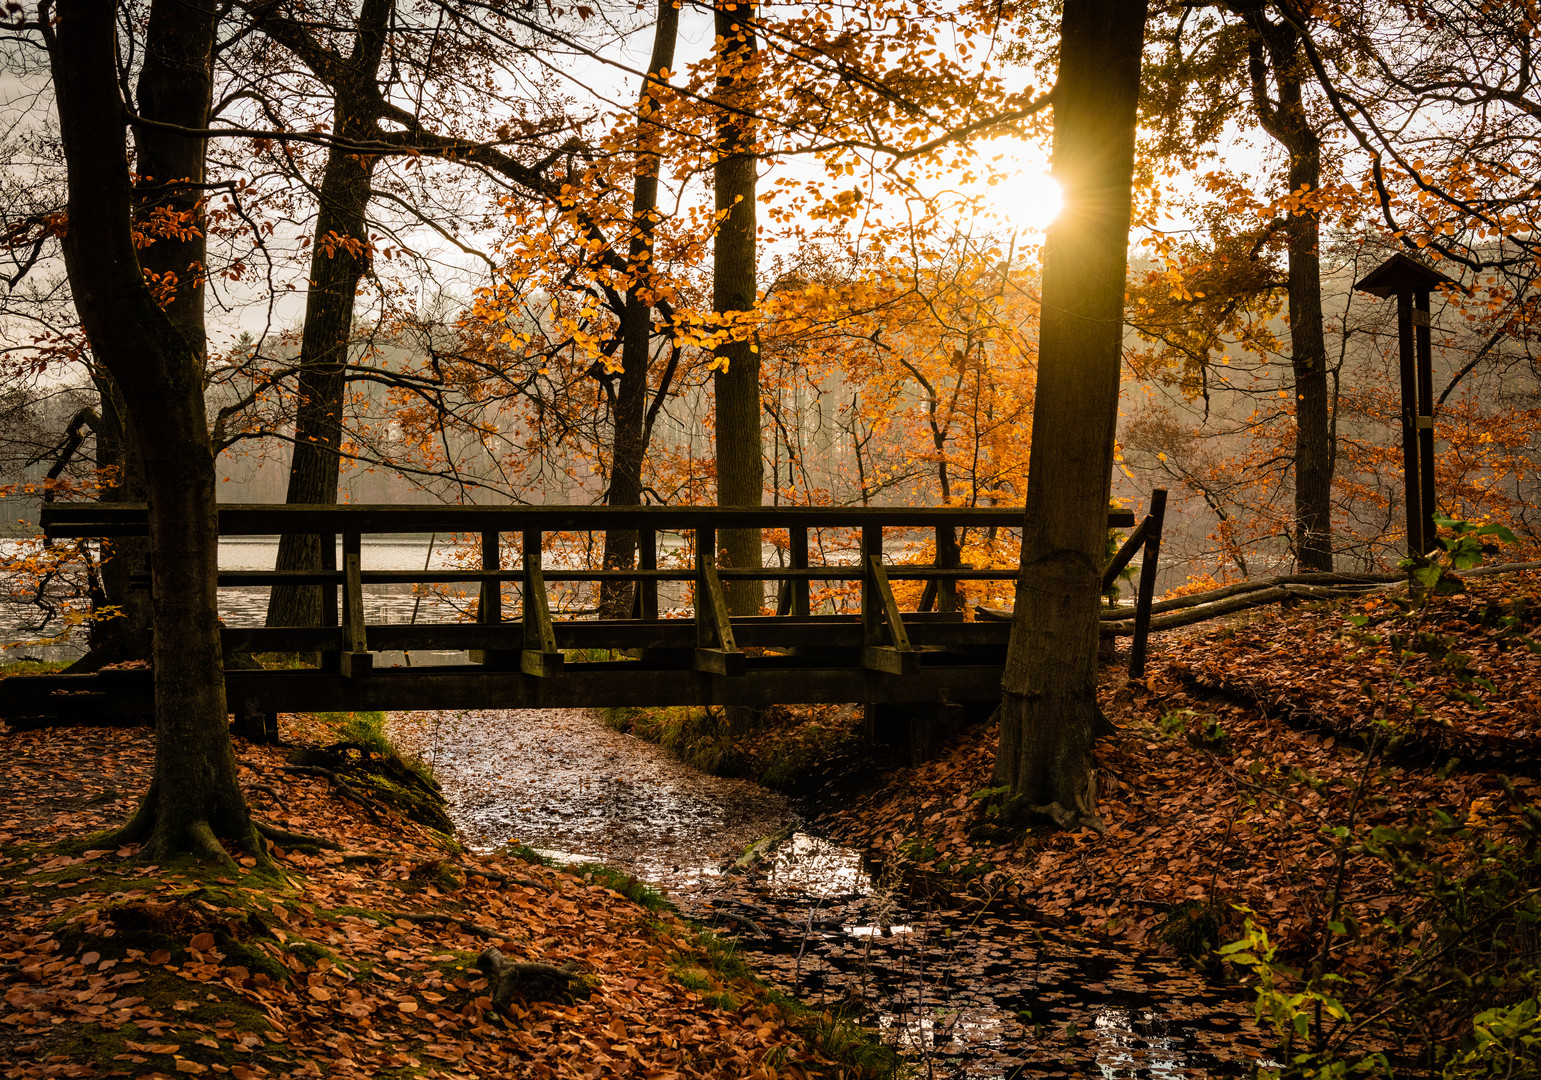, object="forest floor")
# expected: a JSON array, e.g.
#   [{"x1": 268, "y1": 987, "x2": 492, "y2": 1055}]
[
  {"x1": 817, "y1": 568, "x2": 1541, "y2": 1066},
  {"x1": 0, "y1": 717, "x2": 891, "y2": 1080},
  {"x1": 4, "y1": 567, "x2": 1539, "y2": 1078}
]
